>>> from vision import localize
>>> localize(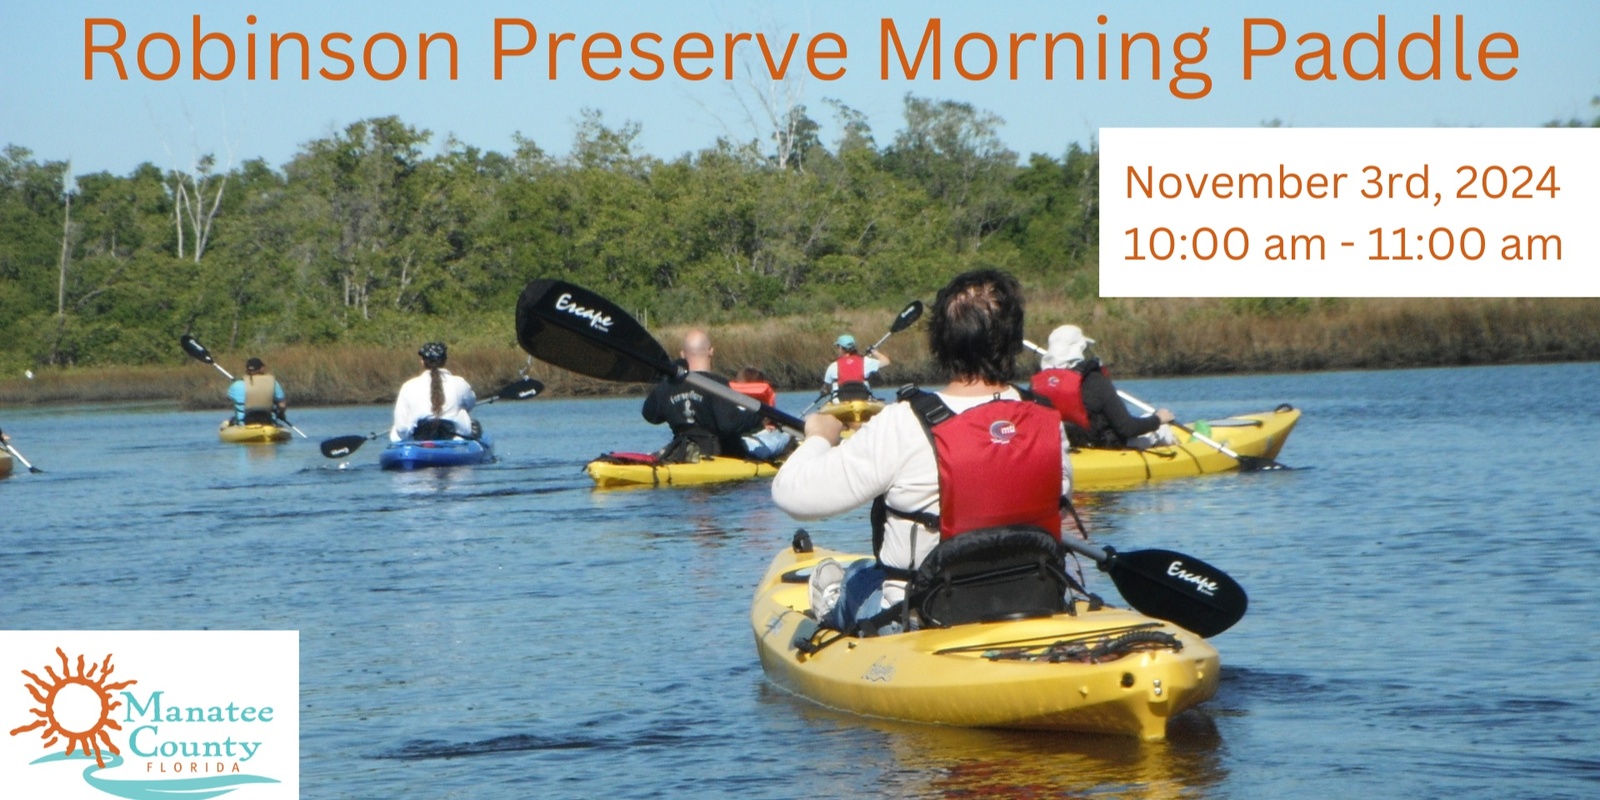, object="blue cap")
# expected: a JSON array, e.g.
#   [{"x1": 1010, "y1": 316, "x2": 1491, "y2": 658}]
[{"x1": 835, "y1": 334, "x2": 856, "y2": 349}]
